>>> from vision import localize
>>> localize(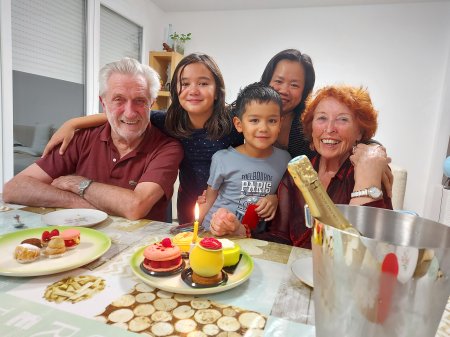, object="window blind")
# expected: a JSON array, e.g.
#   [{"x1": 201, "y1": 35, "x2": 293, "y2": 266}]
[
  {"x1": 11, "y1": 0, "x2": 85, "y2": 84},
  {"x1": 100, "y1": 5, "x2": 142, "y2": 68}
]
